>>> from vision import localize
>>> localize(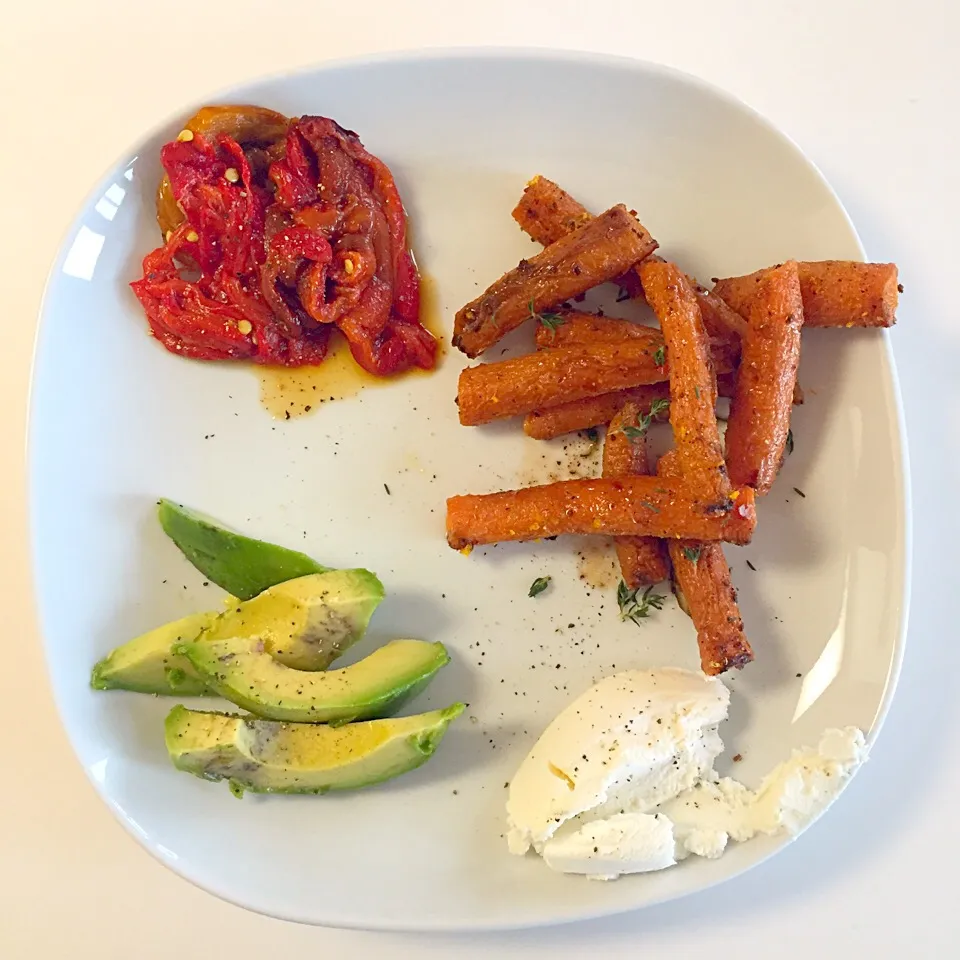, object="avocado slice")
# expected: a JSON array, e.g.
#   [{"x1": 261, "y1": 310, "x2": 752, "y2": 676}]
[
  {"x1": 90, "y1": 570, "x2": 383, "y2": 696},
  {"x1": 206, "y1": 569, "x2": 384, "y2": 671},
  {"x1": 158, "y1": 499, "x2": 329, "y2": 600},
  {"x1": 91, "y1": 612, "x2": 216, "y2": 696},
  {"x1": 179, "y1": 636, "x2": 450, "y2": 723},
  {"x1": 165, "y1": 702, "x2": 464, "y2": 794}
]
